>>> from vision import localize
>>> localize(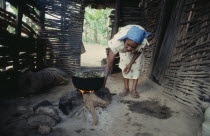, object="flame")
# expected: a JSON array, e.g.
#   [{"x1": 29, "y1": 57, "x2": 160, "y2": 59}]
[{"x1": 80, "y1": 90, "x2": 94, "y2": 95}]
